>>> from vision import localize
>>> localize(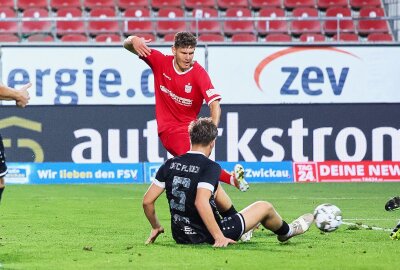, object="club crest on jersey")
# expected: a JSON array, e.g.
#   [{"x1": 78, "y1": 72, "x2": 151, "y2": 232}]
[{"x1": 185, "y1": 83, "x2": 192, "y2": 93}]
